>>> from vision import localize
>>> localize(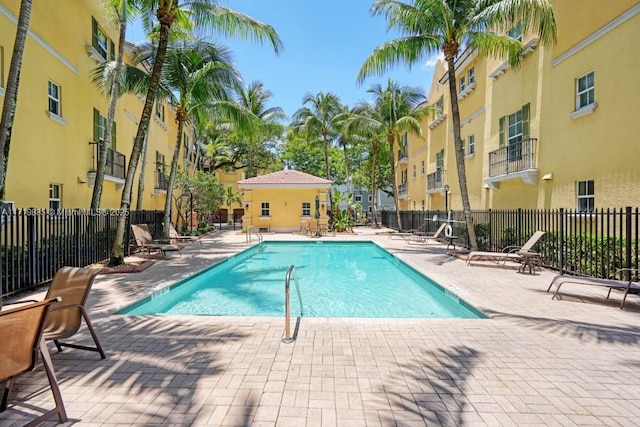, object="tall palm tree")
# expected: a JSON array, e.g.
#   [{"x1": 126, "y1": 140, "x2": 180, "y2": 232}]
[
  {"x1": 0, "y1": 0, "x2": 34, "y2": 200},
  {"x1": 291, "y1": 92, "x2": 343, "y2": 181},
  {"x1": 358, "y1": 0, "x2": 557, "y2": 249},
  {"x1": 108, "y1": 0, "x2": 283, "y2": 266},
  {"x1": 348, "y1": 80, "x2": 431, "y2": 231},
  {"x1": 157, "y1": 40, "x2": 240, "y2": 241}
]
